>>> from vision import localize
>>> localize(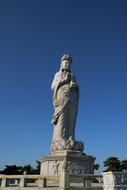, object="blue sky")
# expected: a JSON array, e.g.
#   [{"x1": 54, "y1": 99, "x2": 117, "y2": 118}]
[{"x1": 0, "y1": 0, "x2": 127, "y2": 172}]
